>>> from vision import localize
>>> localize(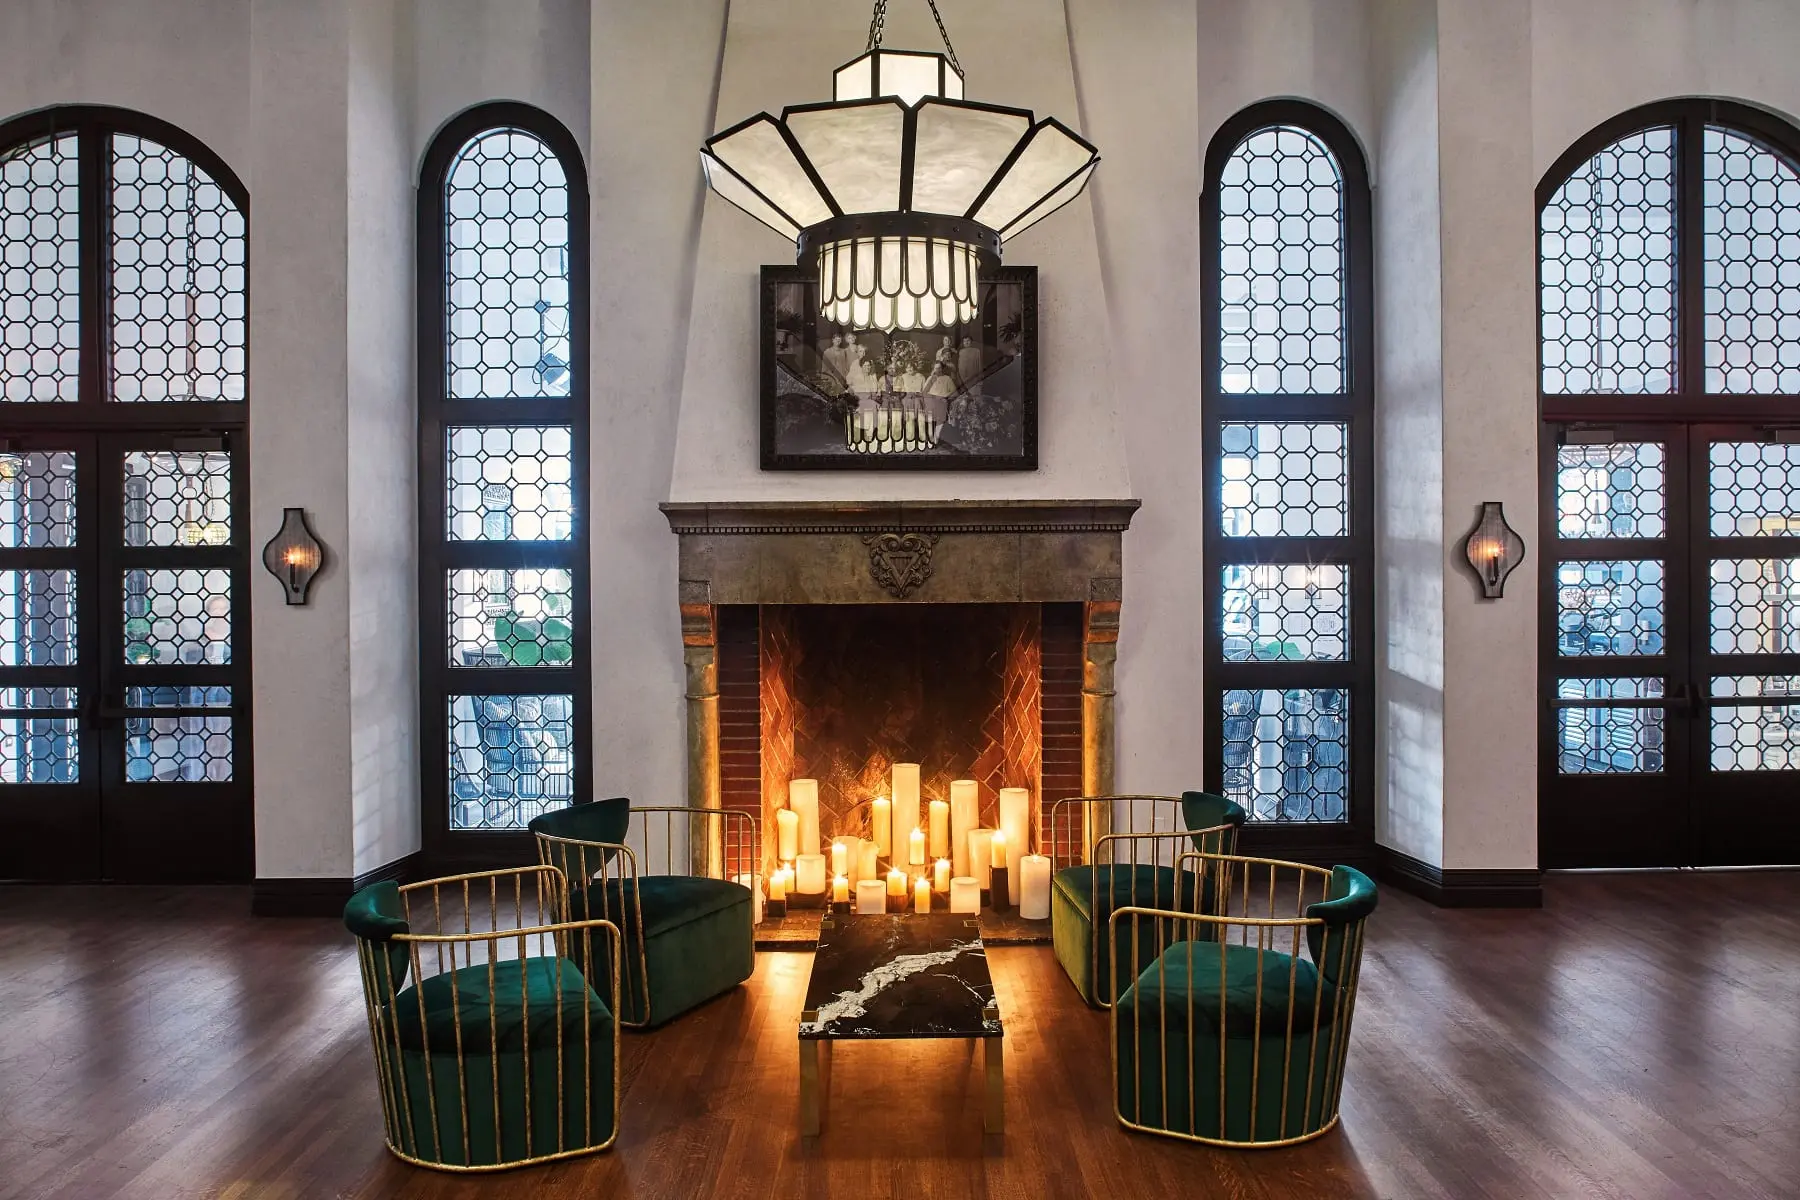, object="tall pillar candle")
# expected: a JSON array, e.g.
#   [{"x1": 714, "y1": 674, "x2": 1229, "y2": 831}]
[
  {"x1": 913, "y1": 876, "x2": 931, "y2": 914},
  {"x1": 892, "y1": 764, "x2": 921, "y2": 860},
  {"x1": 934, "y1": 858, "x2": 951, "y2": 892},
  {"x1": 831, "y1": 838, "x2": 850, "y2": 879},
  {"x1": 999, "y1": 787, "x2": 1030, "y2": 905},
  {"x1": 795, "y1": 853, "x2": 827, "y2": 896},
  {"x1": 856, "y1": 878, "x2": 887, "y2": 914},
  {"x1": 1020, "y1": 854, "x2": 1052, "y2": 920},
  {"x1": 857, "y1": 839, "x2": 879, "y2": 884},
  {"x1": 776, "y1": 808, "x2": 799, "y2": 861},
  {"x1": 928, "y1": 799, "x2": 950, "y2": 858},
  {"x1": 789, "y1": 779, "x2": 821, "y2": 857},
  {"x1": 968, "y1": 829, "x2": 995, "y2": 888},
  {"x1": 871, "y1": 797, "x2": 891, "y2": 856},
  {"x1": 908, "y1": 826, "x2": 926, "y2": 867},
  {"x1": 949, "y1": 780, "x2": 979, "y2": 877}
]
